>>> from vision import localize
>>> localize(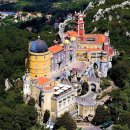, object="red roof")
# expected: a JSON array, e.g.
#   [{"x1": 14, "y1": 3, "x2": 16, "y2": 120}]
[
  {"x1": 85, "y1": 34, "x2": 106, "y2": 44},
  {"x1": 48, "y1": 45, "x2": 63, "y2": 54},
  {"x1": 44, "y1": 86, "x2": 52, "y2": 91},
  {"x1": 65, "y1": 31, "x2": 78, "y2": 37},
  {"x1": 37, "y1": 77, "x2": 50, "y2": 85}
]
